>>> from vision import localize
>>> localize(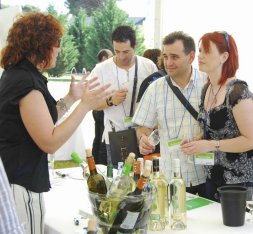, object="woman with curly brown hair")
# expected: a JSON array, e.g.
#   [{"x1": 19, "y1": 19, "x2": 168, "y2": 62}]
[{"x1": 0, "y1": 12, "x2": 110, "y2": 234}]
